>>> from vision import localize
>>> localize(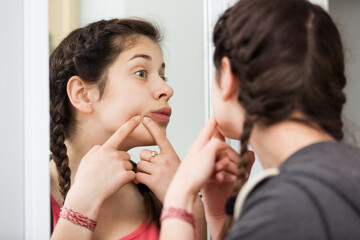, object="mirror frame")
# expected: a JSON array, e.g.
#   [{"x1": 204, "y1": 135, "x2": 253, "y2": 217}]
[{"x1": 24, "y1": 0, "x2": 50, "y2": 238}]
